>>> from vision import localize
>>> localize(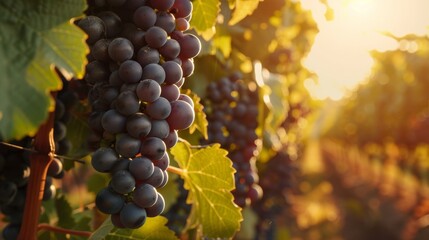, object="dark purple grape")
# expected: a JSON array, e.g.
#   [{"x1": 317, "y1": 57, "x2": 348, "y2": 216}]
[
  {"x1": 181, "y1": 58, "x2": 194, "y2": 77},
  {"x1": 142, "y1": 63, "x2": 166, "y2": 84},
  {"x1": 92, "y1": 39, "x2": 111, "y2": 61},
  {"x1": 2, "y1": 224, "x2": 20, "y2": 240},
  {"x1": 99, "y1": 86, "x2": 119, "y2": 104},
  {"x1": 111, "y1": 213, "x2": 125, "y2": 228},
  {"x1": 47, "y1": 158, "x2": 63, "y2": 177},
  {"x1": 108, "y1": 38, "x2": 134, "y2": 62},
  {"x1": 120, "y1": 203, "x2": 147, "y2": 229},
  {"x1": 145, "y1": 26, "x2": 168, "y2": 49},
  {"x1": 86, "y1": 60, "x2": 109, "y2": 83},
  {"x1": 145, "y1": 193, "x2": 165, "y2": 217},
  {"x1": 178, "y1": 34, "x2": 201, "y2": 59},
  {"x1": 178, "y1": 94, "x2": 194, "y2": 107},
  {"x1": 159, "y1": 170, "x2": 168, "y2": 188},
  {"x1": 77, "y1": 16, "x2": 105, "y2": 44},
  {"x1": 166, "y1": 100, "x2": 194, "y2": 130},
  {"x1": 54, "y1": 121, "x2": 67, "y2": 141},
  {"x1": 148, "y1": 0, "x2": 175, "y2": 11},
  {"x1": 129, "y1": 157, "x2": 154, "y2": 180},
  {"x1": 133, "y1": 6, "x2": 157, "y2": 30},
  {"x1": 119, "y1": 60, "x2": 142, "y2": 83},
  {"x1": 140, "y1": 137, "x2": 166, "y2": 160},
  {"x1": 133, "y1": 183, "x2": 158, "y2": 208},
  {"x1": 110, "y1": 157, "x2": 131, "y2": 174},
  {"x1": 155, "y1": 12, "x2": 176, "y2": 34},
  {"x1": 101, "y1": 109, "x2": 126, "y2": 134},
  {"x1": 159, "y1": 39, "x2": 180, "y2": 60},
  {"x1": 162, "y1": 61, "x2": 183, "y2": 84},
  {"x1": 175, "y1": 18, "x2": 189, "y2": 31},
  {"x1": 137, "y1": 47, "x2": 160, "y2": 67},
  {"x1": 170, "y1": 0, "x2": 193, "y2": 18},
  {"x1": 148, "y1": 120, "x2": 170, "y2": 138},
  {"x1": 115, "y1": 91, "x2": 140, "y2": 116},
  {"x1": 98, "y1": 11, "x2": 122, "y2": 38},
  {"x1": 145, "y1": 97, "x2": 171, "y2": 120},
  {"x1": 95, "y1": 188, "x2": 125, "y2": 214},
  {"x1": 127, "y1": 29, "x2": 147, "y2": 50},
  {"x1": 0, "y1": 180, "x2": 17, "y2": 205},
  {"x1": 126, "y1": 113, "x2": 152, "y2": 138},
  {"x1": 160, "y1": 84, "x2": 180, "y2": 102},
  {"x1": 91, "y1": 147, "x2": 119, "y2": 173},
  {"x1": 175, "y1": 77, "x2": 185, "y2": 88},
  {"x1": 163, "y1": 130, "x2": 178, "y2": 148},
  {"x1": 144, "y1": 166, "x2": 164, "y2": 188},
  {"x1": 115, "y1": 134, "x2": 141, "y2": 158},
  {"x1": 136, "y1": 79, "x2": 161, "y2": 103},
  {"x1": 123, "y1": 0, "x2": 146, "y2": 10},
  {"x1": 111, "y1": 170, "x2": 136, "y2": 194},
  {"x1": 152, "y1": 152, "x2": 170, "y2": 171},
  {"x1": 109, "y1": 70, "x2": 123, "y2": 86}
]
